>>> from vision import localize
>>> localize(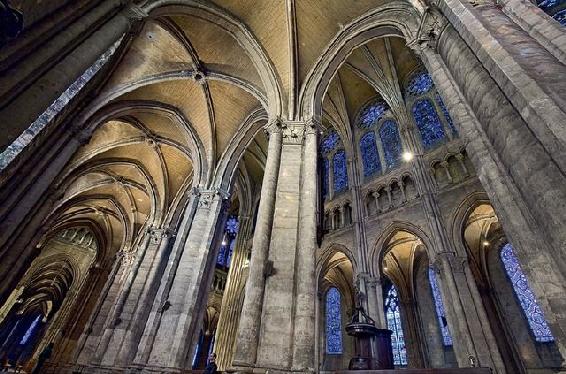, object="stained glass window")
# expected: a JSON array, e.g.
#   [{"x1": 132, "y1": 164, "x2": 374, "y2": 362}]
[
  {"x1": 19, "y1": 315, "x2": 41, "y2": 345},
  {"x1": 217, "y1": 216, "x2": 239, "y2": 268},
  {"x1": 500, "y1": 243, "x2": 554, "y2": 343},
  {"x1": 379, "y1": 120, "x2": 402, "y2": 169},
  {"x1": 322, "y1": 158, "x2": 329, "y2": 197},
  {"x1": 385, "y1": 285, "x2": 407, "y2": 366},
  {"x1": 326, "y1": 287, "x2": 343, "y2": 354},
  {"x1": 428, "y1": 267, "x2": 453, "y2": 346},
  {"x1": 0, "y1": 36, "x2": 124, "y2": 171},
  {"x1": 412, "y1": 99, "x2": 446, "y2": 149},
  {"x1": 359, "y1": 101, "x2": 388, "y2": 128},
  {"x1": 536, "y1": 0, "x2": 566, "y2": 26},
  {"x1": 407, "y1": 72, "x2": 434, "y2": 96},
  {"x1": 321, "y1": 132, "x2": 340, "y2": 154},
  {"x1": 435, "y1": 94, "x2": 458, "y2": 137},
  {"x1": 333, "y1": 150, "x2": 348, "y2": 193},
  {"x1": 360, "y1": 132, "x2": 381, "y2": 177}
]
